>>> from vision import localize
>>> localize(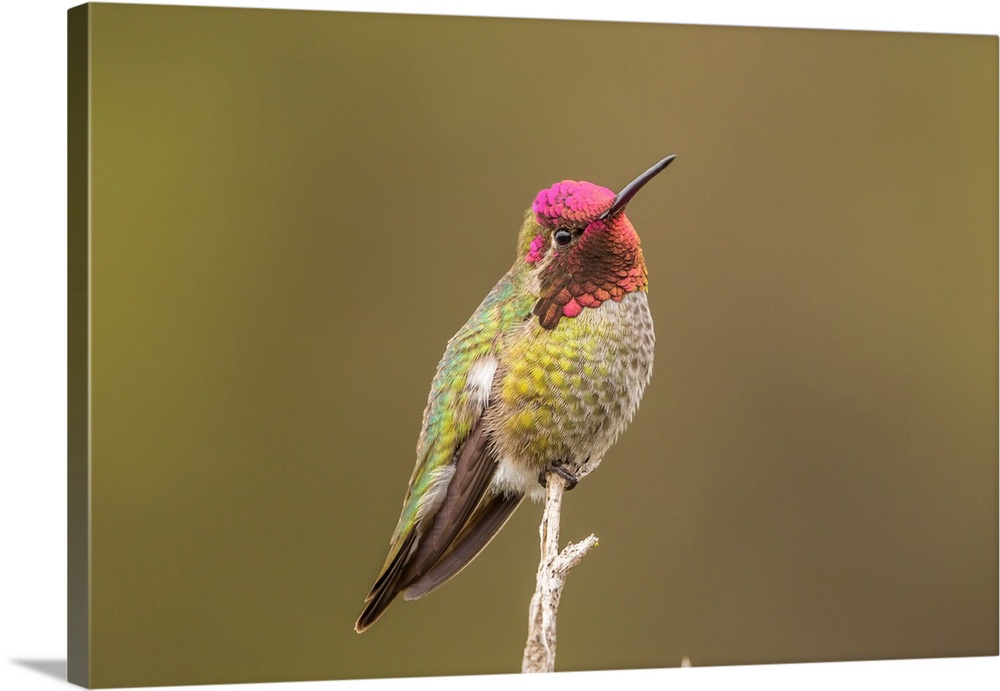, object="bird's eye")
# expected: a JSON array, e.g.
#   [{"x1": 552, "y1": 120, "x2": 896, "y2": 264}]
[{"x1": 553, "y1": 228, "x2": 574, "y2": 247}]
